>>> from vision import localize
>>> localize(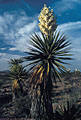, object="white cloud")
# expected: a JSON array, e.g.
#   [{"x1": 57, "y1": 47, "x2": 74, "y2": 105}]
[
  {"x1": 0, "y1": 48, "x2": 7, "y2": 50},
  {"x1": 0, "y1": 11, "x2": 38, "y2": 52},
  {"x1": 18, "y1": 21, "x2": 37, "y2": 34},
  {"x1": 9, "y1": 47, "x2": 17, "y2": 51},
  {"x1": 0, "y1": 11, "x2": 38, "y2": 70},
  {"x1": 57, "y1": 21, "x2": 81, "y2": 70},
  {"x1": 0, "y1": 53, "x2": 6, "y2": 57},
  {"x1": 57, "y1": 21, "x2": 81, "y2": 47},
  {"x1": 14, "y1": 20, "x2": 37, "y2": 51},
  {"x1": 57, "y1": 21, "x2": 81, "y2": 31},
  {"x1": 57, "y1": 21, "x2": 81, "y2": 44}
]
